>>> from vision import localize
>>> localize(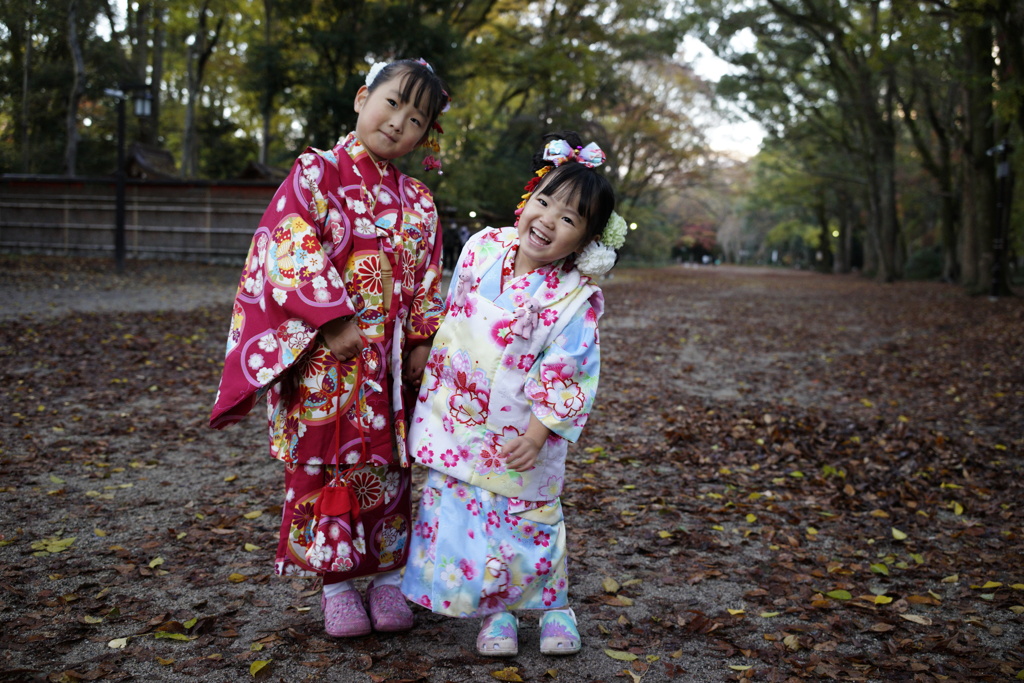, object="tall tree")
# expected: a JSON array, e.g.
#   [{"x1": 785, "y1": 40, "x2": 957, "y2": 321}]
[
  {"x1": 181, "y1": 0, "x2": 225, "y2": 177},
  {"x1": 63, "y1": 0, "x2": 86, "y2": 175},
  {"x1": 692, "y1": 0, "x2": 906, "y2": 281}
]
